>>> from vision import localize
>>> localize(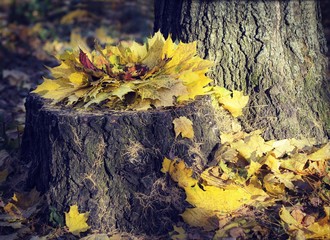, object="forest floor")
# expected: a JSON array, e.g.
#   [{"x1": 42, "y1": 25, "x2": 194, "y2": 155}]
[
  {"x1": 1, "y1": 1, "x2": 156, "y2": 239},
  {"x1": 0, "y1": 1, "x2": 330, "y2": 239}
]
